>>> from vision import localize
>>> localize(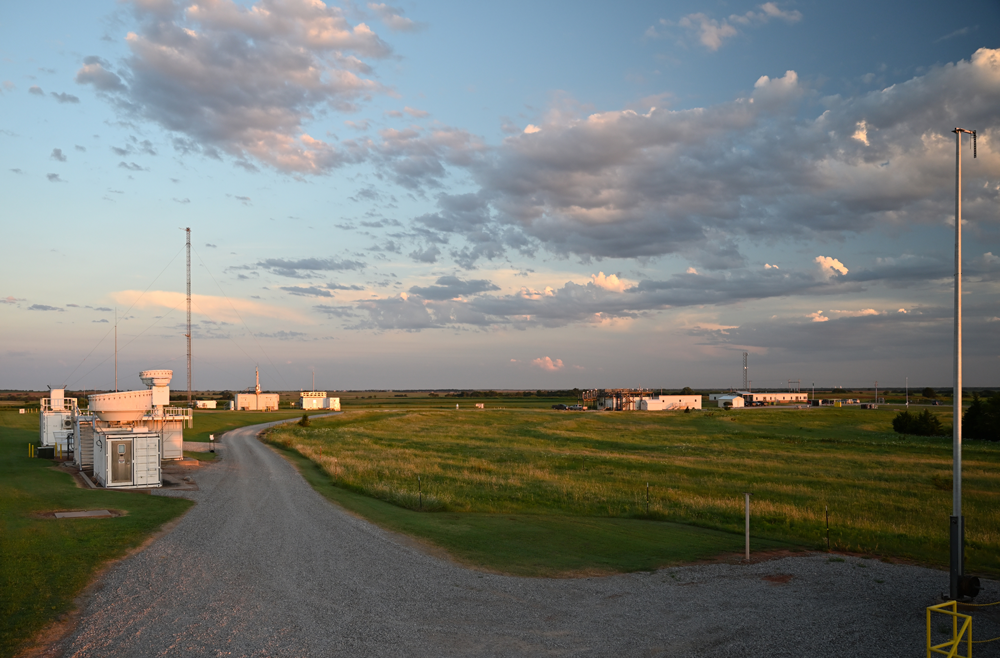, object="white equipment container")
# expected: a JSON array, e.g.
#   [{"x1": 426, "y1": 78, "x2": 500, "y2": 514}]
[
  {"x1": 93, "y1": 430, "x2": 161, "y2": 488},
  {"x1": 40, "y1": 388, "x2": 78, "y2": 449}
]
